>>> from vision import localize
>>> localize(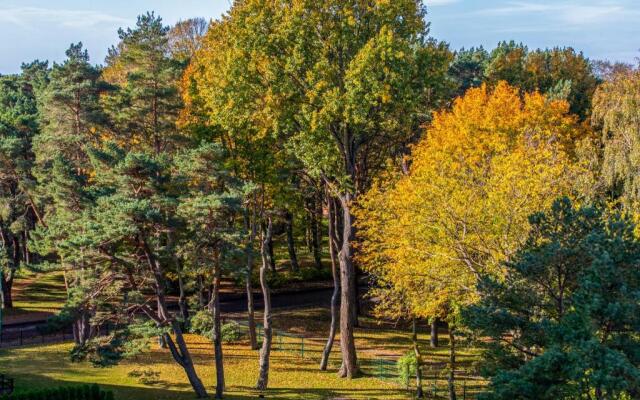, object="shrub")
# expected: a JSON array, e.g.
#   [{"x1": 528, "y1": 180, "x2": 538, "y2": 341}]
[
  {"x1": 220, "y1": 321, "x2": 243, "y2": 343},
  {"x1": 396, "y1": 352, "x2": 417, "y2": 385},
  {"x1": 189, "y1": 310, "x2": 244, "y2": 342},
  {"x1": 189, "y1": 309, "x2": 213, "y2": 338},
  {"x1": 0, "y1": 384, "x2": 112, "y2": 400}
]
